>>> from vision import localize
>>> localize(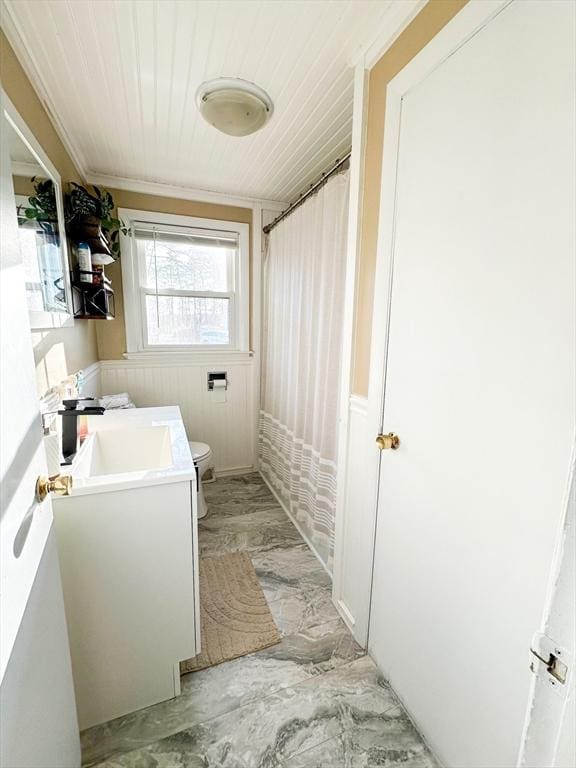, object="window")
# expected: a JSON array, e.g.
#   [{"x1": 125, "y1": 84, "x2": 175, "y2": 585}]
[{"x1": 120, "y1": 210, "x2": 249, "y2": 354}]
